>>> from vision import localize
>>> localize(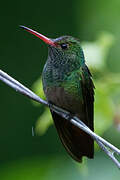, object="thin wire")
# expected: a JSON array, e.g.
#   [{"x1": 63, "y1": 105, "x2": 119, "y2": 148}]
[{"x1": 0, "y1": 69, "x2": 120, "y2": 169}]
